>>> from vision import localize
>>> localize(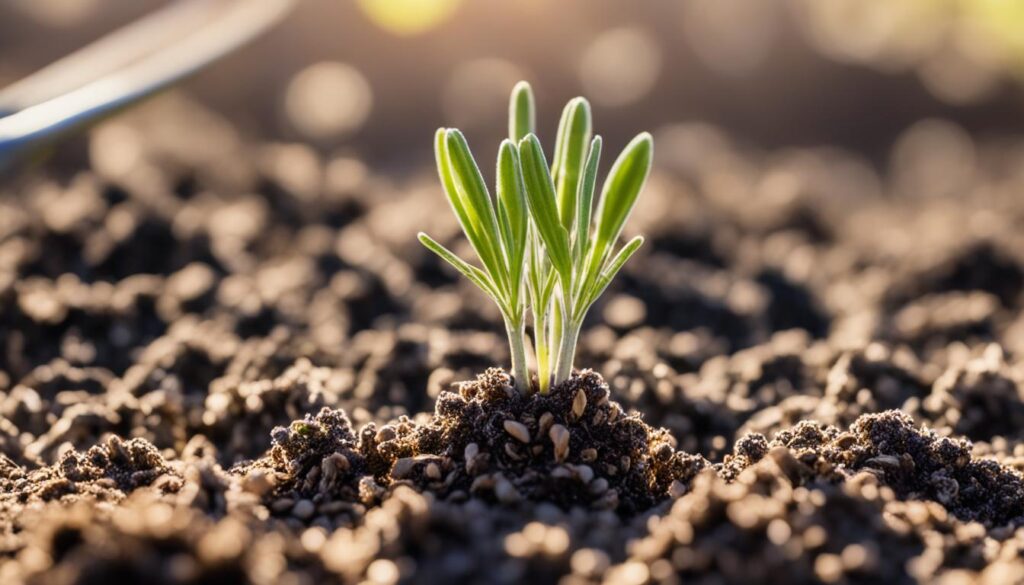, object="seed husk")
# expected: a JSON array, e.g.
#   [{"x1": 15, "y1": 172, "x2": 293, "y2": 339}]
[
  {"x1": 607, "y1": 405, "x2": 621, "y2": 422},
  {"x1": 537, "y1": 412, "x2": 554, "y2": 439},
  {"x1": 572, "y1": 390, "x2": 588, "y2": 418},
  {"x1": 550, "y1": 424, "x2": 570, "y2": 463},
  {"x1": 504, "y1": 420, "x2": 530, "y2": 443}
]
